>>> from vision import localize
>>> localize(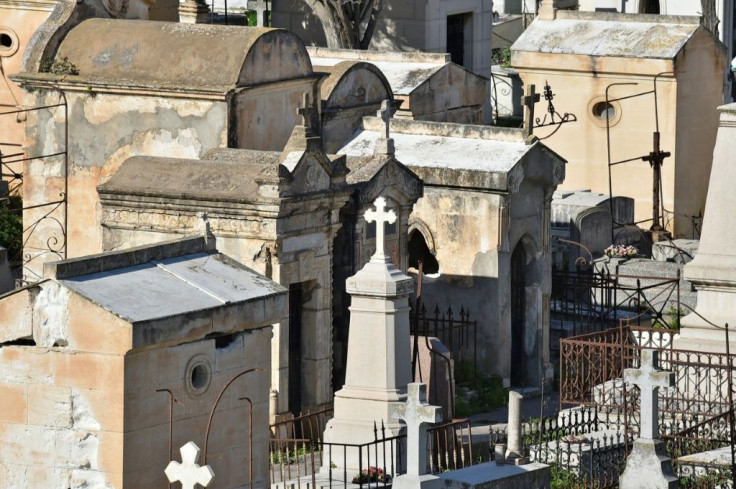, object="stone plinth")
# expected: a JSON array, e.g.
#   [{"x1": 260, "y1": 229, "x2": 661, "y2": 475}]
[
  {"x1": 676, "y1": 103, "x2": 736, "y2": 353},
  {"x1": 323, "y1": 198, "x2": 414, "y2": 471},
  {"x1": 619, "y1": 439, "x2": 678, "y2": 489},
  {"x1": 438, "y1": 461, "x2": 550, "y2": 488}
]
